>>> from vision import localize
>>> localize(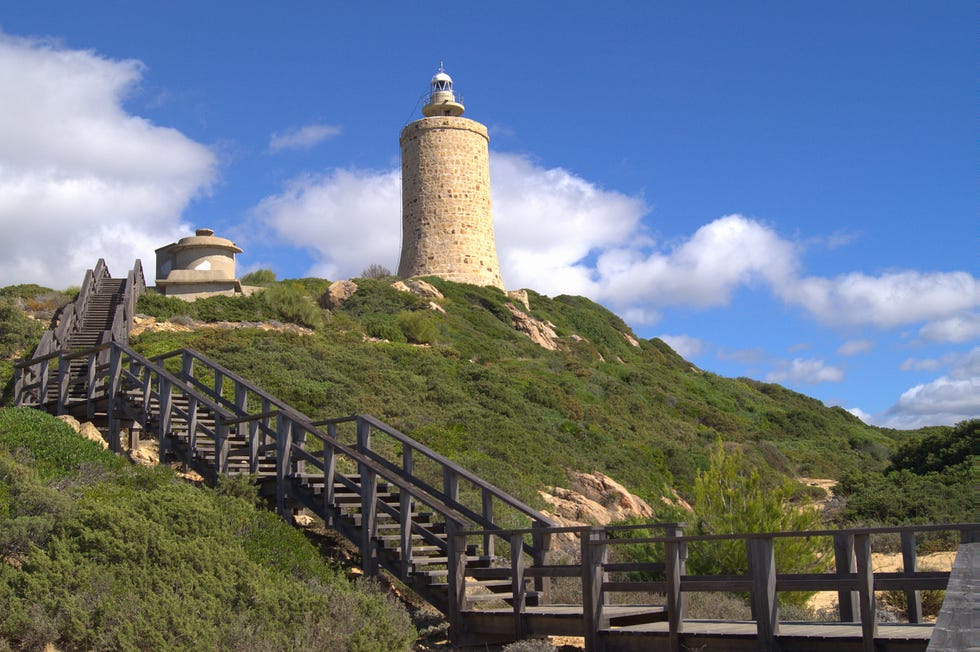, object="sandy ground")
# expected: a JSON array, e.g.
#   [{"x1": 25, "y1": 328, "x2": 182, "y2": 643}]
[{"x1": 807, "y1": 550, "x2": 957, "y2": 614}]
